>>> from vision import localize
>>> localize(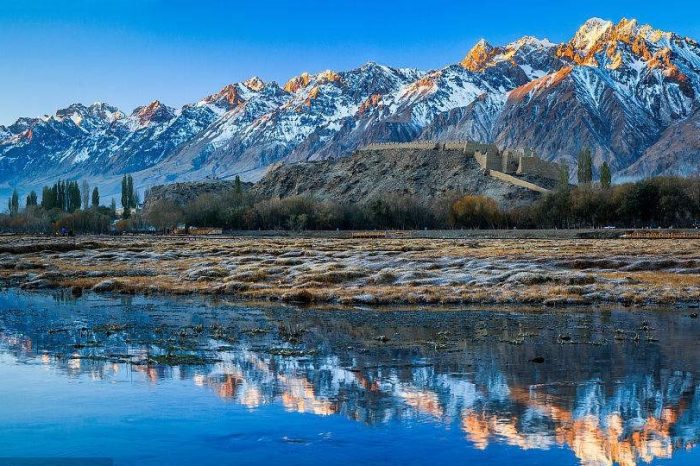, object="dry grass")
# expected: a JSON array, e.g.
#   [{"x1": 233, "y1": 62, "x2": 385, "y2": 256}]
[{"x1": 0, "y1": 235, "x2": 698, "y2": 306}]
